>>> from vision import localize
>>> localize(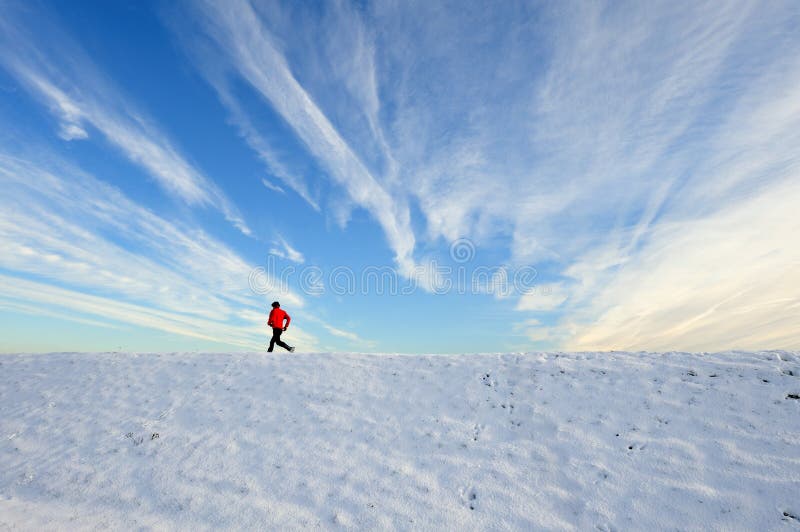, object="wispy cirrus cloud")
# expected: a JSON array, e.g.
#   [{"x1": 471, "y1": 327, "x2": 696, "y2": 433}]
[
  {"x1": 0, "y1": 150, "x2": 316, "y2": 350},
  {"x1": 357, "y1": 0, "x2": 758, "y2": 257},
  {"x1": 365, "y1": 0, "x2": 800, "y2": 350},
  {"x1": 153, "y1": 0, "x2": 800, "y2": 349},
  {"x1": 557, "y1": 176, "x2": 800, "y2": 351},
  {"x1": 173, "y1": 0, "x2": 417, "y2": 274},
  {"x1": 201, "y1": 70, "x2": 321, "y2": 211},
  {"x1": 0, "y1": 3, "x2": 251, "y2": 235},
  {"x1": 515, "y1": 284, "x2": 568, "y2": 313},
  {"x1": 0, "y1": 274, "x2": 271, "y2": 350},
  {"x1": 509, "y1": 1, "x2": 800, "y2": 350},
  {"x1": 261, "y1": 178, "x2": 285, "y2": 194},
  {"x1": 554, "y1": 51, "x2": 800, "y2": 351},
  {"x1": 167, "y1": 0, "x2": 799, "y2": 350},
  {"x1": 321, "y1": 324, "x2": 376, "y2": 349},
  {"x1": 269, "y1": 235, "x2": 305, "y2": 264}
]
